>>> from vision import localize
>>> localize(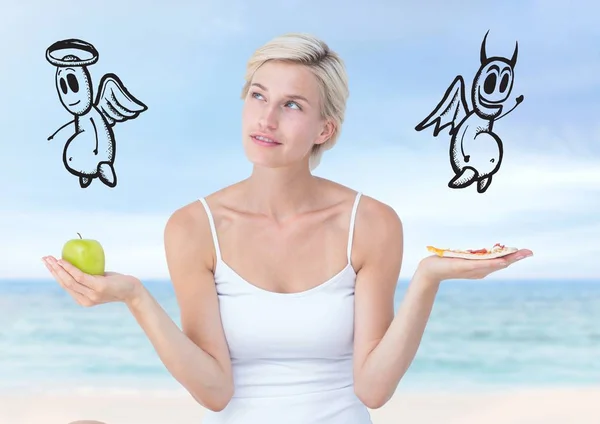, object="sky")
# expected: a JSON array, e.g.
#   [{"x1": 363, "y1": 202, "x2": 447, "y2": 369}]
[{"x1": 1, "y1": 0, "x2": 599, "y2": 280}]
